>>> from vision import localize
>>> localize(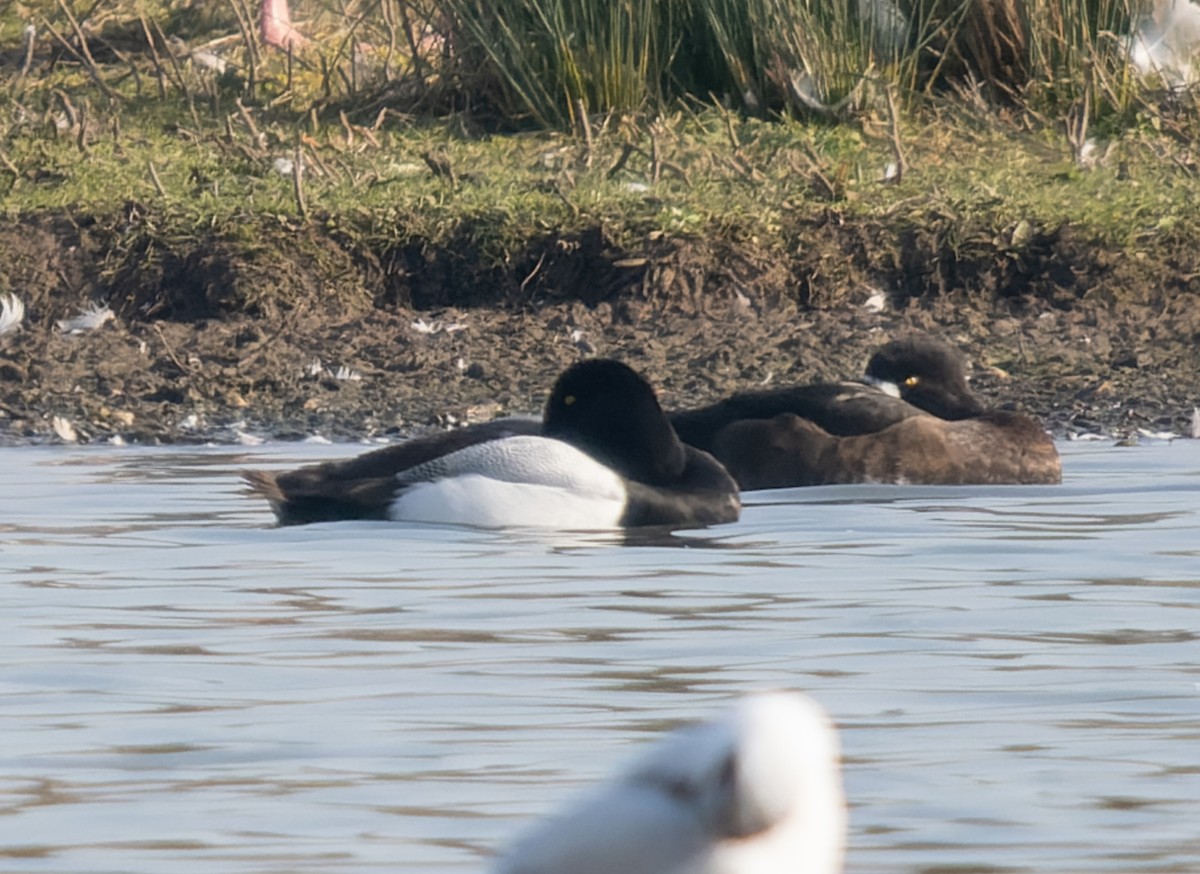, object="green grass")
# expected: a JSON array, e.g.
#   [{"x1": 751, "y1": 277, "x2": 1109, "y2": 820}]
[{"x1": 2, "y1": 0, "x2": 1199, "y2": 273}]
